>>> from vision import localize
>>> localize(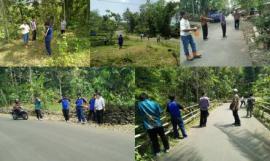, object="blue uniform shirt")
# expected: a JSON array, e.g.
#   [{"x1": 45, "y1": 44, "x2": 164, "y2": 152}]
[
  {"x1": 45, "y1": 27, "x2": 53, "y2": 41},
  {"x1": 167, "y1": 101, "x2": 183, "y2": 118},
  {"x1": 89, "y1": 98, "x2": 95, "y2": 111},
  {"x1": 76, "y1": 98, "x2": 86, "y2": 107},
  {"x1": 138, "y1": 99, "x2": 163, "y2": 130},
  {"x1": 61, "y1": 98, "x2": 70, "y2": 110}
]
